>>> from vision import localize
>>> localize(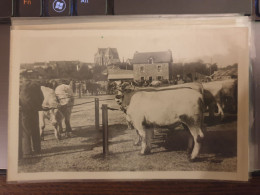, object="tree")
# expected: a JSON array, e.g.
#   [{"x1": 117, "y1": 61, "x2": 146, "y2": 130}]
[
  {"x1": 75, "y1": 65, "x2": 93, "y2": 80},
  {"x1": 209, "y1": 63, "x2": 218, "y2": 75},
  {"x1": 92, "y1": 65, "x2": 107, "y2": 81}
]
